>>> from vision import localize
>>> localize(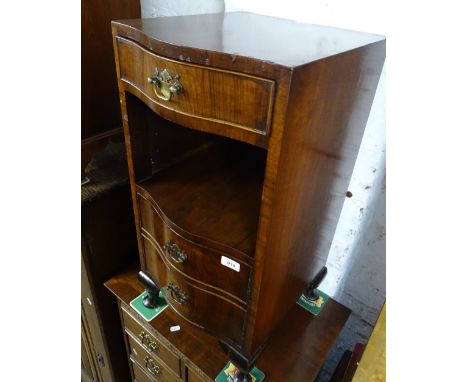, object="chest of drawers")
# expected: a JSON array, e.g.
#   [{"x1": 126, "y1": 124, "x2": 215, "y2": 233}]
[
  {"x1": 106, "y1": 265, "x2": 351, "y2": 381},
  {"x1": 111, "y1": 11, "x2": 385, "y2": 372}
]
